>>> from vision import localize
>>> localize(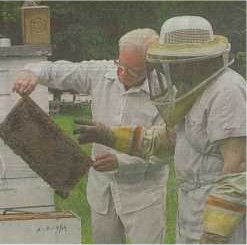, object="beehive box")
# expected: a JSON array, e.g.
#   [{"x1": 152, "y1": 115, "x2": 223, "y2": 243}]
[
  {"x1": 0, "y1": 96, "x2": 92, "y2": 198},
  {"x1": 21, "y1": 5, "x2": 51, "y2": 44},
  {"x1": 0, "y1": 45, "x2": 54, "y2": 211},
  {"x1": 0, "y1": 211, "x2": 81, "y2": 243},
  {"x1": 0, "y1": 177, "x2": 54, "y2": 212}
]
